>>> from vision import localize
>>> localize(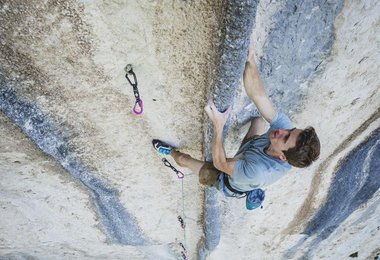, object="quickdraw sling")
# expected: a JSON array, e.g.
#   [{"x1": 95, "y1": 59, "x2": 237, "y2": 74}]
[{"x1": 124, "y1": 64, "x2": 143, "y2": 115}]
